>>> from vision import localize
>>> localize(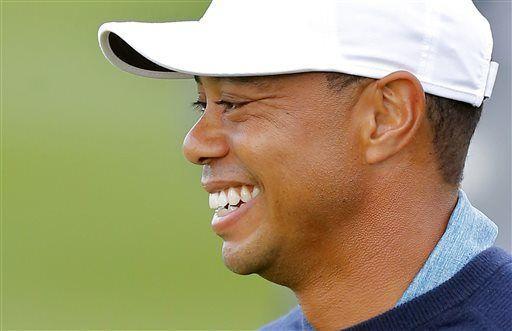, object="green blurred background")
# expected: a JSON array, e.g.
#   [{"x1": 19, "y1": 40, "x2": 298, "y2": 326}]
[{"x1": 1, "y1": 1, "x2": 295, "y2": 329}]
